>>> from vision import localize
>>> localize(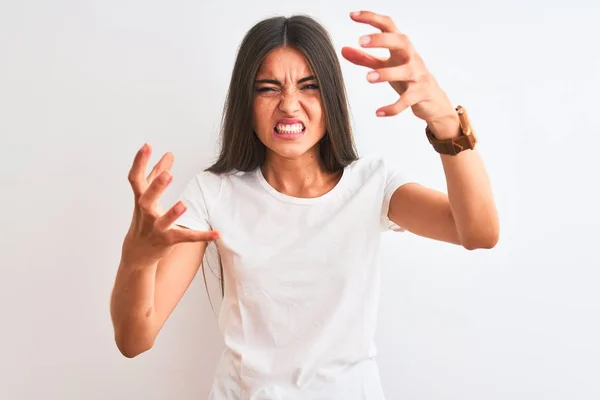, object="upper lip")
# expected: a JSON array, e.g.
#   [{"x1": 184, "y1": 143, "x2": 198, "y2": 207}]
[{"x1": 275, "y1": 118, "x2": 305, "y2": 127}]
